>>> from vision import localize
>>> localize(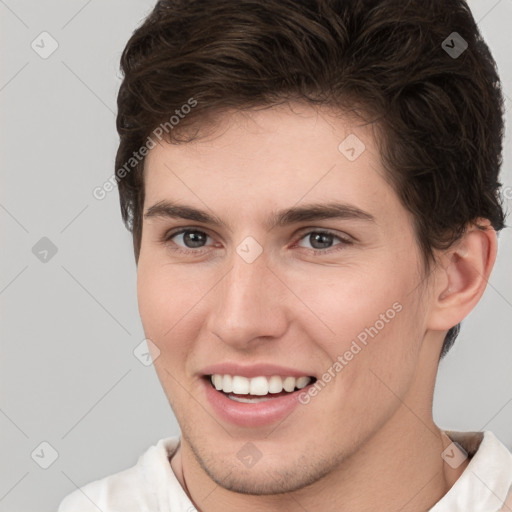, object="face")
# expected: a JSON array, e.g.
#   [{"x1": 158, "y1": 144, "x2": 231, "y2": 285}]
[{"x1": 137, "y1": 103, "x2": 434, "y2": 494}]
